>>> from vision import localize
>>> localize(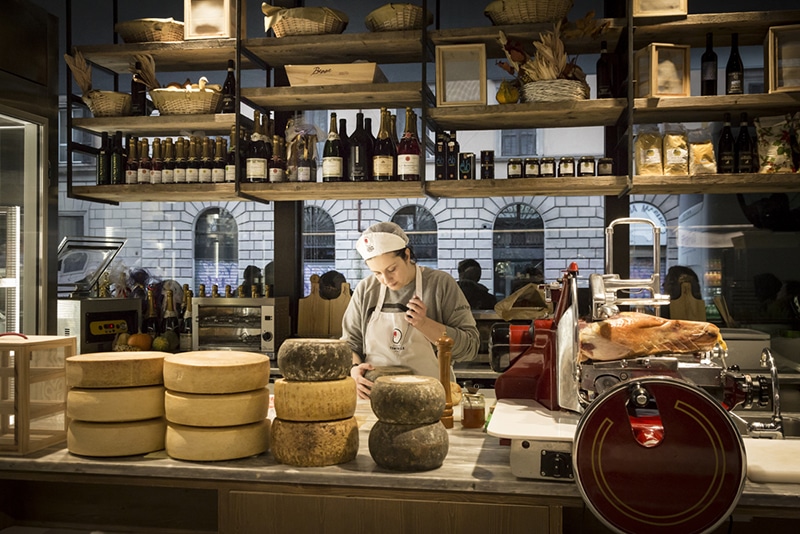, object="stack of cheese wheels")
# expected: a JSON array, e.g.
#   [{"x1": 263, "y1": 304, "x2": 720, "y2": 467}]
[
  {"x1": 368, "y1": 375, "x2": 449, "y2": 471},
  {"x1": 272, "y1": 338, "x2": 358, "y2": 467},
  {"x1": 162, "y1": 351, "x2": 271, "y2": 461},
  {"x1": 65, "y1": 351, "x2": 168, "y2": 457}
]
